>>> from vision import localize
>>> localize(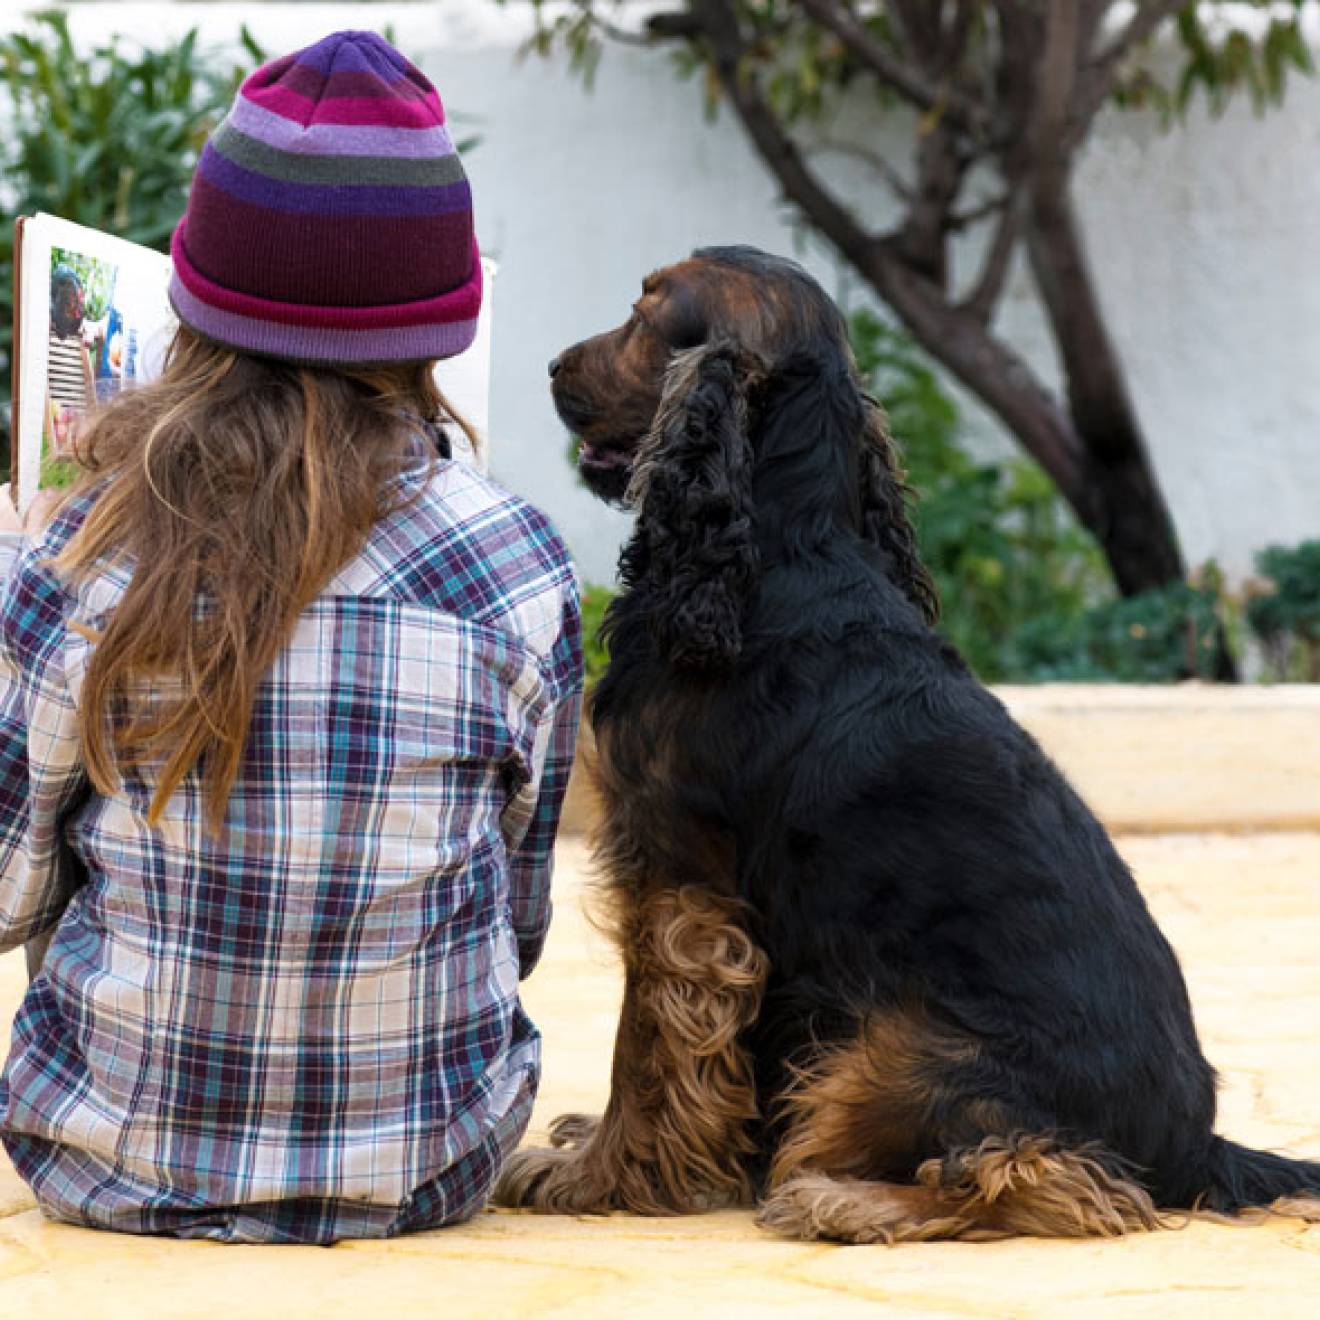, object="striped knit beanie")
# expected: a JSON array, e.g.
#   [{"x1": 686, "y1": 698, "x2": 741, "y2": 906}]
[{"x1": 168, "y1": 30, "x2": 481, "y2": 365}]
